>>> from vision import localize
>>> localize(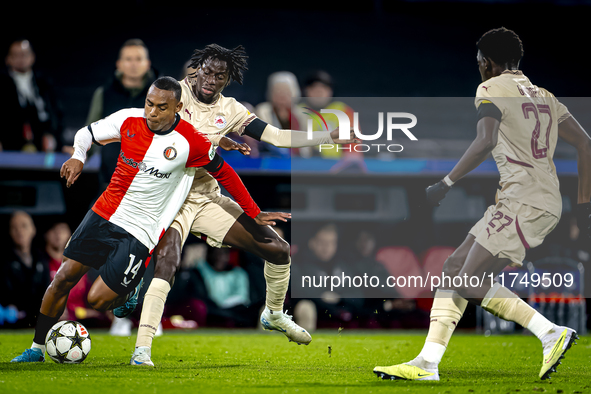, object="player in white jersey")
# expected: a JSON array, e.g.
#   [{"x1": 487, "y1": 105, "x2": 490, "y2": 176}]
[
  {"x1": 130, "y1": 44, "x2": 358, "y2": 366},
  {"x1": 11, "y1": 77, "x2": 263, "y2": 363},
  {"x1": 374, "y1": 28, "x2": 591, "y2": 381}
]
